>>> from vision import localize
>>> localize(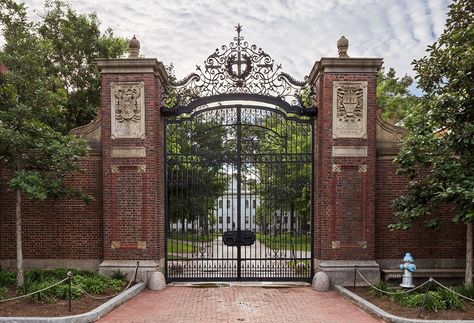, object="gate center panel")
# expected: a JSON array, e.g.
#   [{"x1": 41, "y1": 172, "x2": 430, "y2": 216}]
[{"x1": 166, "y1": 106, "x2": 312, "y2": 281}]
